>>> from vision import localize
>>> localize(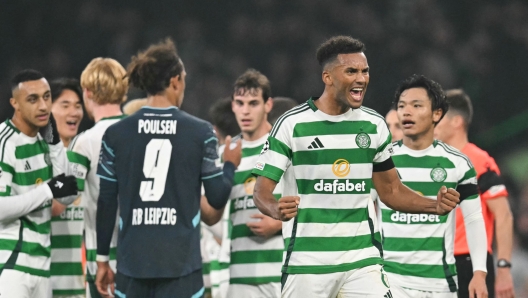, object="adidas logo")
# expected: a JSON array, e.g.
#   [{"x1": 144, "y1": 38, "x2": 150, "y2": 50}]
[
  {"x1": 55, "y1": 181, "x2": 64, "y2": 189},
  {"x1": 384, "y1": 290, "x2": 393, "y2": 298},
  {"x1": 307, "y1": 137, "x2": 324, "y2": 149},
  {"x1": 24, "y1": 161, "x2": 31, "y2": 171}
]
